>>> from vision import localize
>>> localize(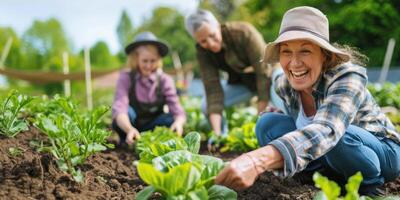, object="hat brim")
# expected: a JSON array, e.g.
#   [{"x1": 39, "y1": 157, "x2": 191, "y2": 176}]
[
  {"x1": 263, "y1": 31, "x2": 350, "y2": 64},
  {"x1": 125, "y1": 40, "x2": 169, "y2": 57}
]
